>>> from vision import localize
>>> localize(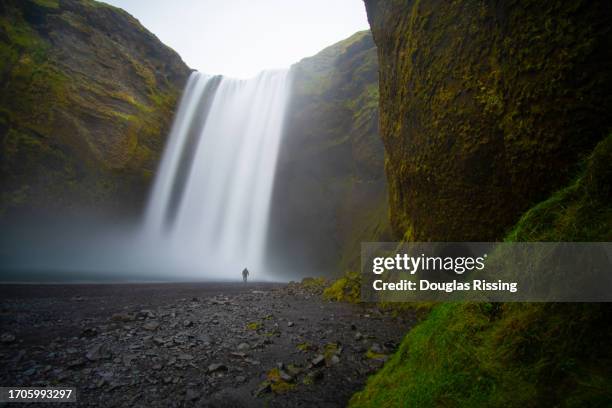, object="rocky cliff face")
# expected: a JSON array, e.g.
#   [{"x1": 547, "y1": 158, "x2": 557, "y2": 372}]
[
  {"x1": 365, "y1": 0, "x2": 612, "y2": 241},
  {"x1": 0, "y1": 0, "x2": 190, "y2": 219},
  {"x1": 267, "y1": 31, "x2": 389, "y2": 277},
  {"x1": 351, "y1": 2, "x2": 612, "y2": 406}
]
